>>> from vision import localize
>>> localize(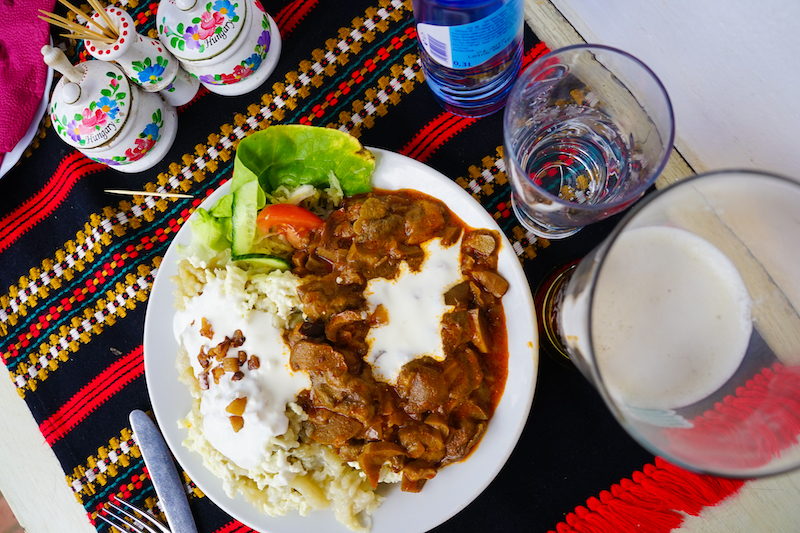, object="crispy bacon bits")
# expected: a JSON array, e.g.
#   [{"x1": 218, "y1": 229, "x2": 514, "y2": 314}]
[
  {"x1": 230, "y1": 416, "x2": 244, "y2": 432},
  {"x1": 198, "y1": 347, "x2": 210, "y2": 369},
  {"x1": 222, "y1": 358, "x2": 240, "y2": 373},
  {"x1": 200, "y1": 317, "x2": 214, "y2": 339},
  {"x1": 226, "y1": 397, "x2": 247, "y2": 415},
  {"x1": 193, "y1": 327, "x2": 258, "y2": 429},
  {"x1": 227, "y1": 397, "x2": 248, "y2": 432},
  {"x1": 230, "y1": 329, "x2": 245, "y2": 347}
]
